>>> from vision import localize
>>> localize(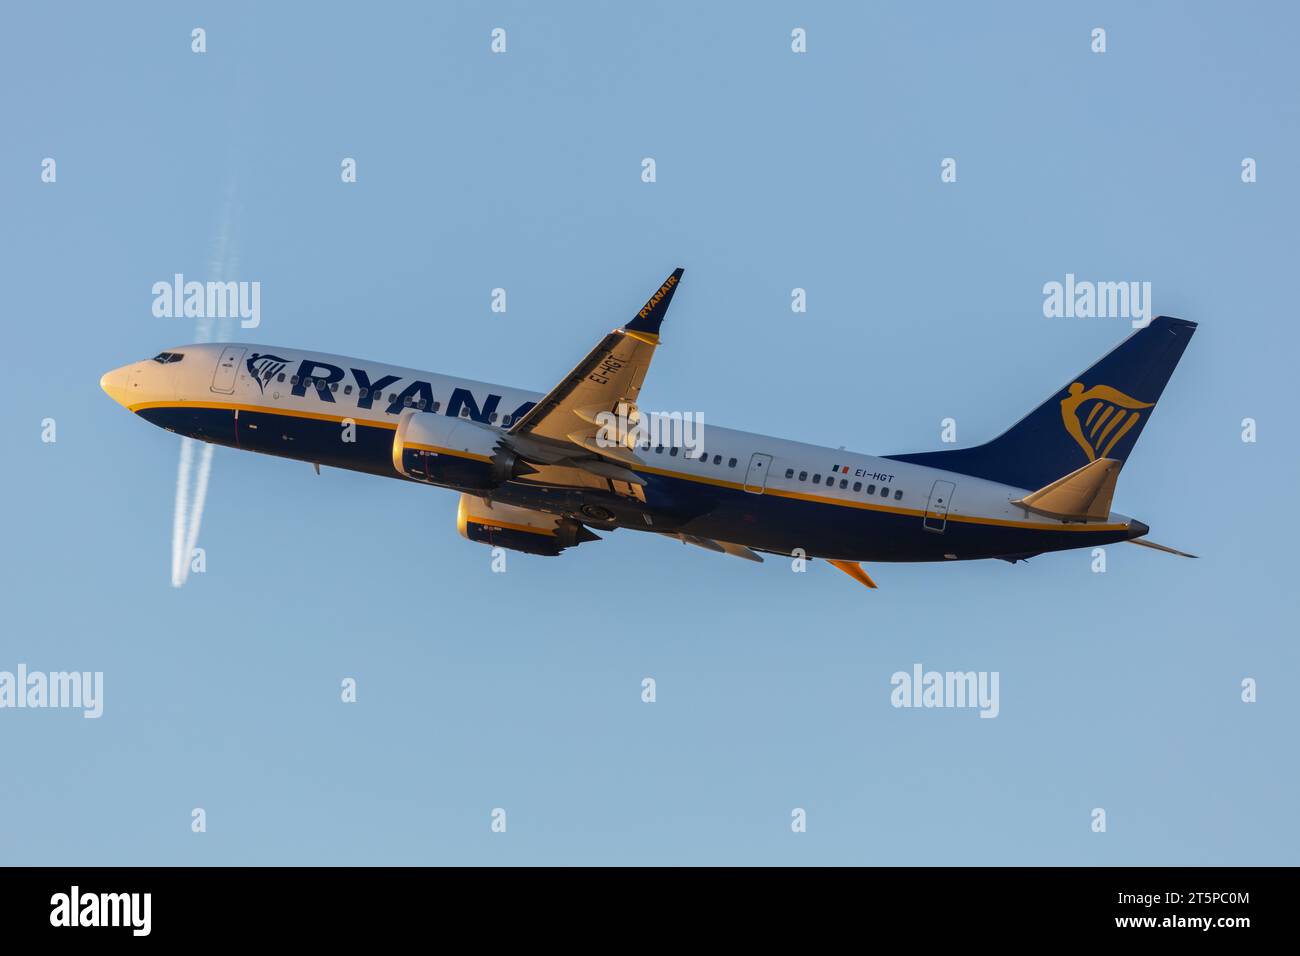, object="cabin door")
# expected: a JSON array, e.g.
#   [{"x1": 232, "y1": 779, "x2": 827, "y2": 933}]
[
  {"x1": 211, "y1": 346, "x2": 245, "y2": 394},
  {"x1": 923, "y1": 480, "x2": 956, "y2": 532},
  {"x1": 743, "y1": 453, "x2": 773, "y2": 493}
]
